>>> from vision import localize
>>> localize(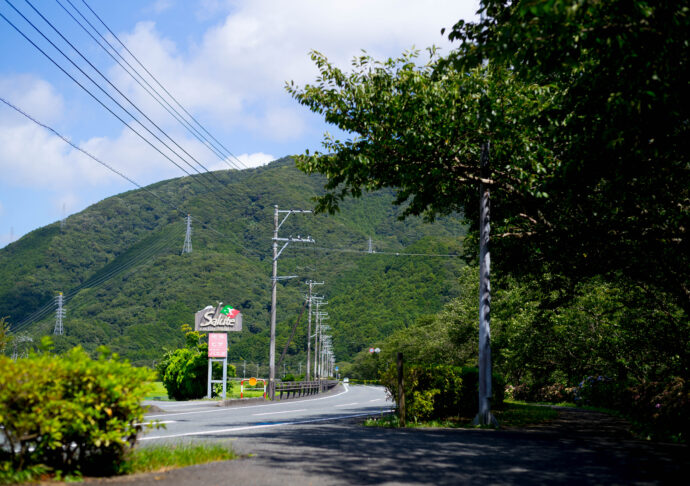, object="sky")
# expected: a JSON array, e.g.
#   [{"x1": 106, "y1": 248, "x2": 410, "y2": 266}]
[{"x1": 0, "y1": 0, "x2": 479, "y2": 248}]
